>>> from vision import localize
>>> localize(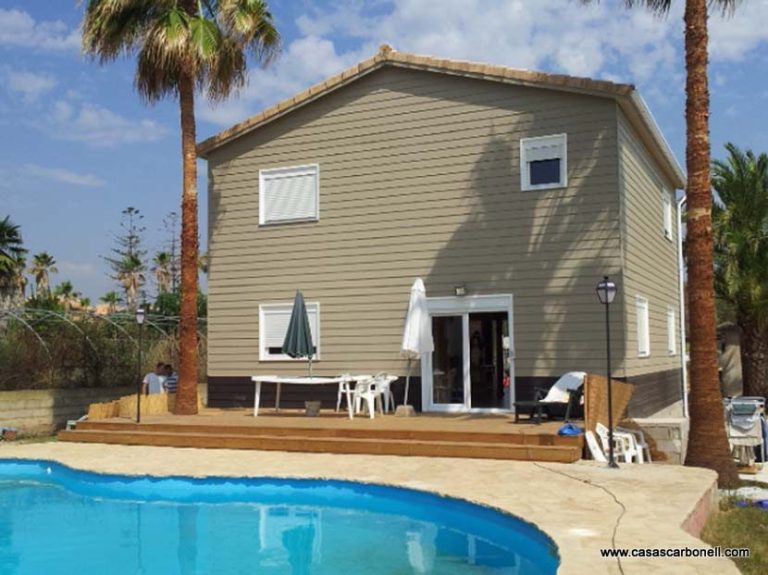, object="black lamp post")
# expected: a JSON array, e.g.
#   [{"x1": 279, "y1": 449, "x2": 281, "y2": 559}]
[
  {"x1": 595, "y1": 276, "x2": 619, "y2": 469},
  {"x1": 135, "y1": 307, "x2": 145, "y2": 424}
]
